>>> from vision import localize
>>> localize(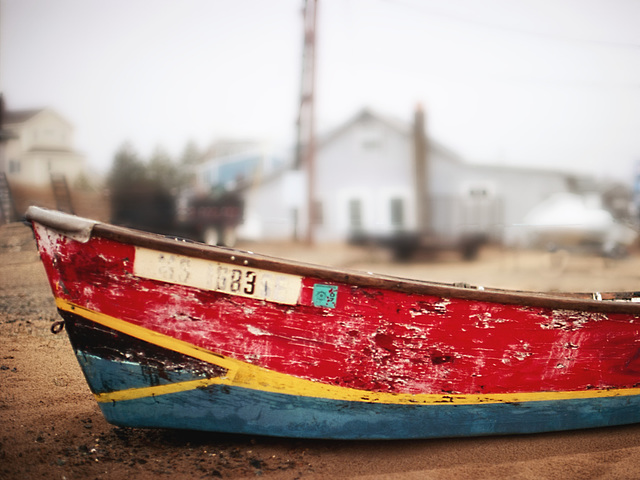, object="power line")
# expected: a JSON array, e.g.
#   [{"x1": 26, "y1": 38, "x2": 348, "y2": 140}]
[{"x1": 378, "y1": 0, "x2": 640, "y2": 50}]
